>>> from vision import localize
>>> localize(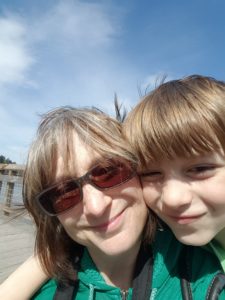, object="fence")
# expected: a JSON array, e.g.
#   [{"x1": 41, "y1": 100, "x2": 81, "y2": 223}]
[{"x1": 0, "y1": 163, "x2": 25, "y2": 215}]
